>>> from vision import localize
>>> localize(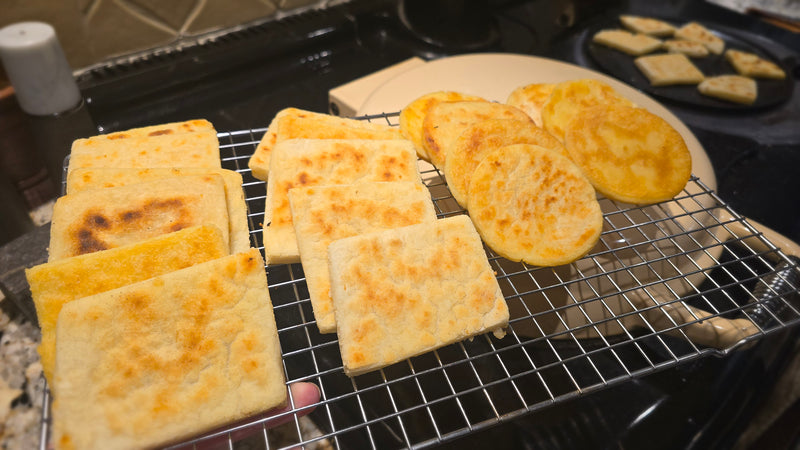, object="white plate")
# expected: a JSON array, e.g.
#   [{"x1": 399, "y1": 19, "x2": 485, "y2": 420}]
[
  {"x1": 359, "y1": 53, "x2": 748, "y2": 345},
  {"x1": 359, "y1": 53, "x2": 716, "y2": 190}
]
